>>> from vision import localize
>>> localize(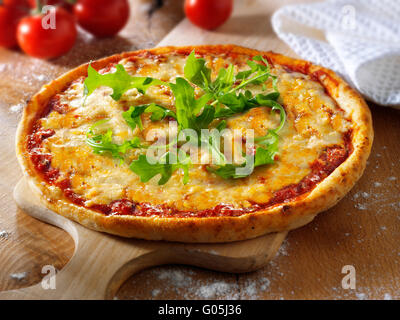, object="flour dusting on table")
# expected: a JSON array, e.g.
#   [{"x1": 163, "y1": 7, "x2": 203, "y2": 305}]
[
  {"x1": 0, "y1": 230, "x2": 9, "y2": 239},
  {"x1": 351, "y1": 146, "x2": 400, "y2": 215},
  {"x1": 9, "y1": 103, "x2": 25, "y2": 114},
  {"x1": 122, "y1": 265, "x2": 278, "y2": 300},
  {"x1": 10, "y1": 272, "x2": 28, "y2": 281}
]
